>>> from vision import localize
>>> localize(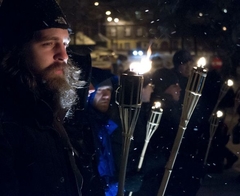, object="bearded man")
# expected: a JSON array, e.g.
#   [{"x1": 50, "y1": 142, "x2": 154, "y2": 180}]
[{"x1": 0, "y1": 0, "x2": 85, "y2": 195}]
